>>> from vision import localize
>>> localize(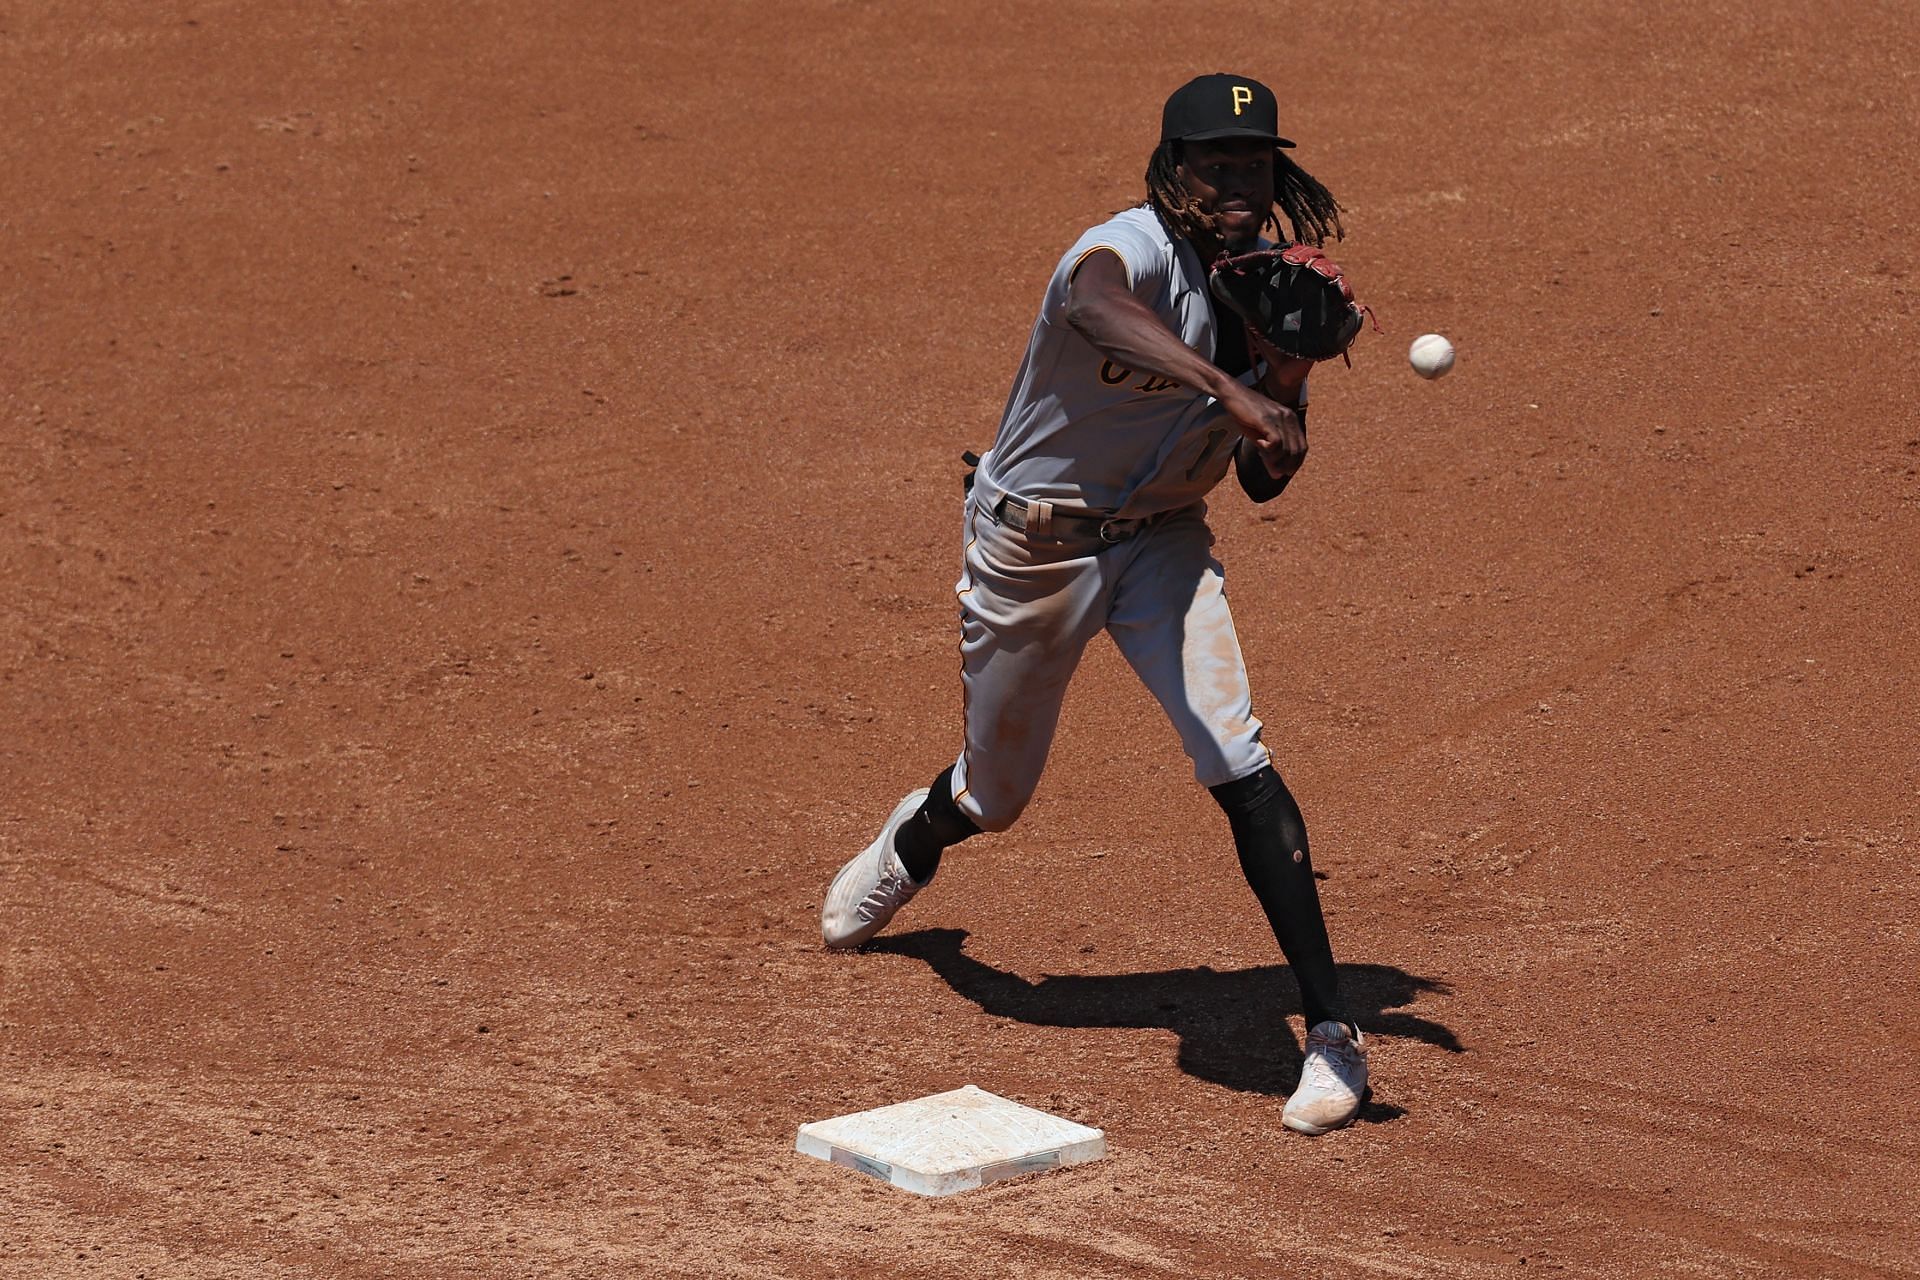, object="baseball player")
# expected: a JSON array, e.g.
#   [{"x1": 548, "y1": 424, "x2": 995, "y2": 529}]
[{"x1": 822, "y1": 74, "x2": 1371, "y2": 1135}]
